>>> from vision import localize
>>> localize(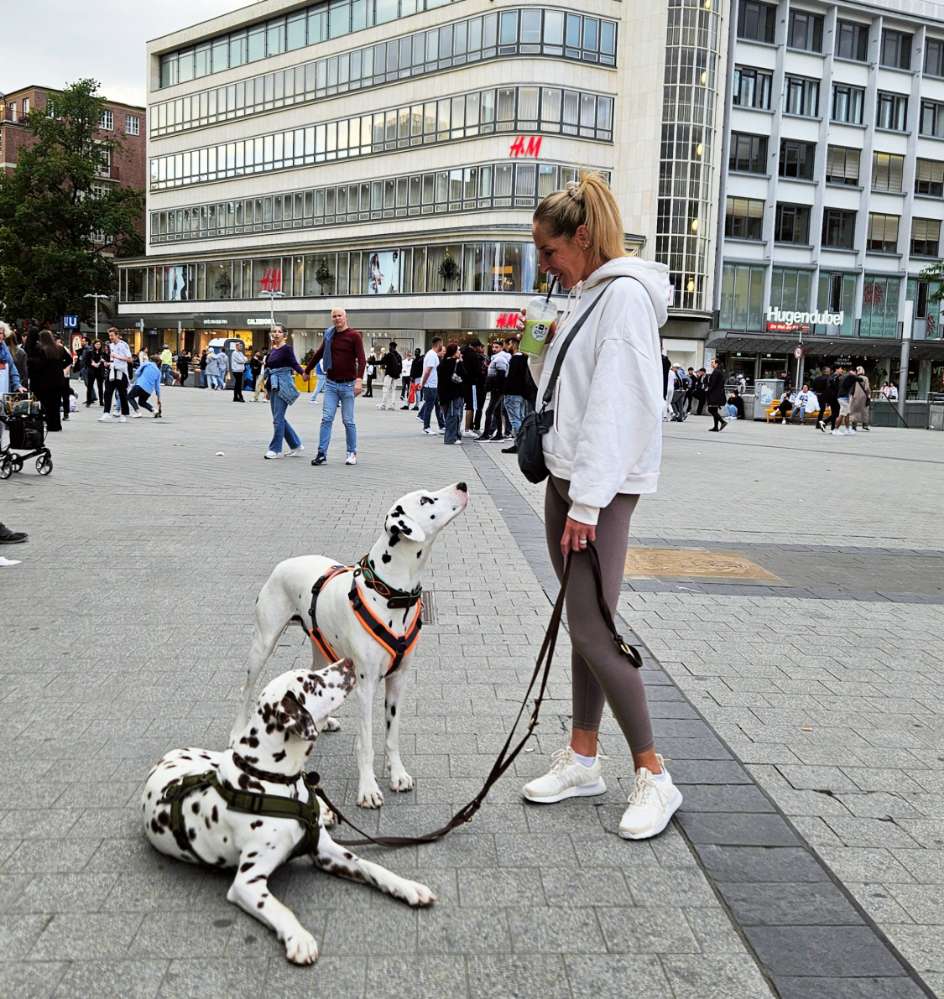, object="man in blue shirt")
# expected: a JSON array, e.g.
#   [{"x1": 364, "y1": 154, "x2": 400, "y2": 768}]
[{"x1": 128, "y1": 352, "x2": 163, "y2": 418}]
